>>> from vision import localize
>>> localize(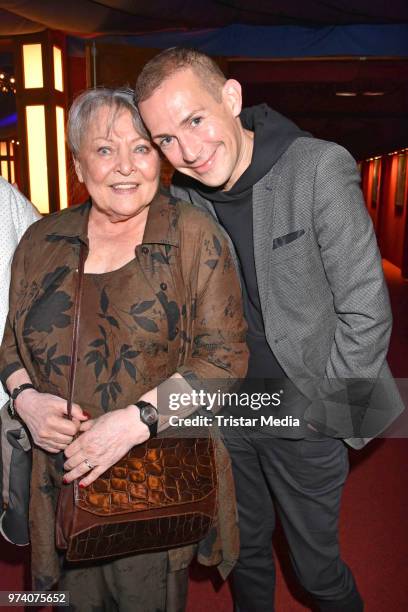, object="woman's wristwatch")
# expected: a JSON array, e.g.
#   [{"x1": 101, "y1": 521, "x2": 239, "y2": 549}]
[
  {"x1": 135, "y1": 400, "x2": 159, "y2": 437},
  {"x1": 9, "y1": 383, "x2": 36, "y2": 417}
]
